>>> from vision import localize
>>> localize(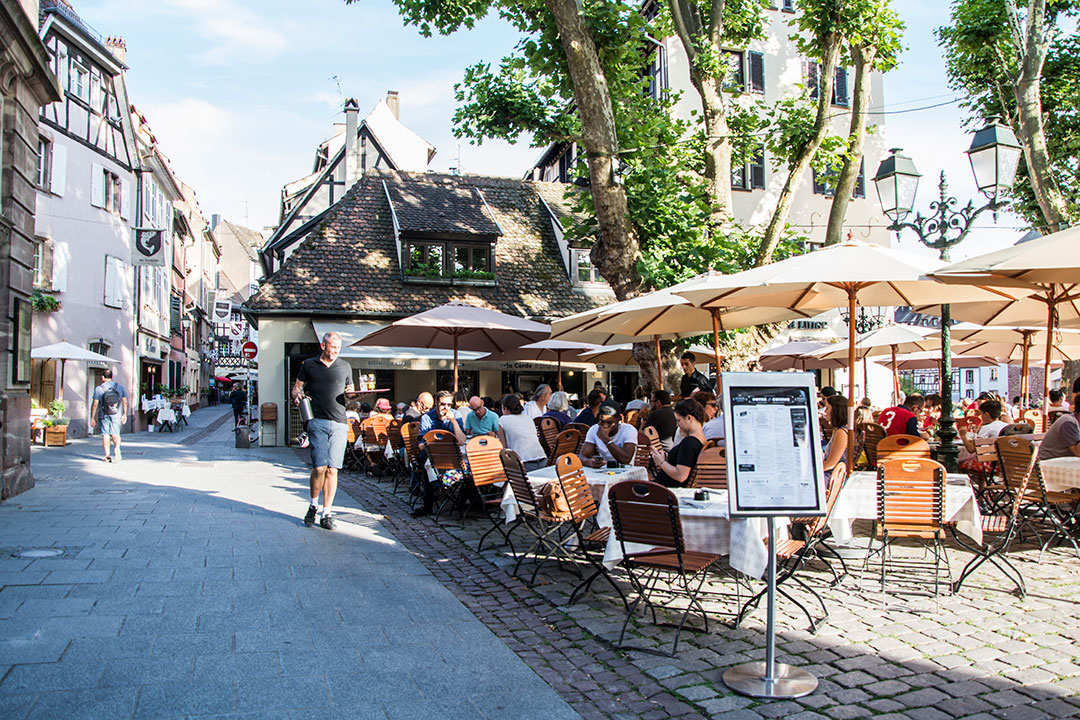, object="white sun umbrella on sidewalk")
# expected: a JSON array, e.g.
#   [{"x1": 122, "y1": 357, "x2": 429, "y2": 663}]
[
  {"x1": 882, "y1": 350, "x2": 1001, "y2": 371},
  {"x1": 930, "y1": 226, "x2": 1080, "y2": 412},
  {"x1": 758, "y1": 341, "x2": 847, "y2": 371},
  {"x1": 551, "y1": 284, "x2": 801, "y2": 390},
  {"x1": 673, "y1": 239, "x2": 1036, "y2": 468},
  {"x1": 31, "y1": 341, "x2": 120, "y2": 401},
  {"x1": 479, "y1": 339, "x2": 602, "y2": 391},
  {"x1": 578, "y1": 343, "x2": 719, "y2": 366}
]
